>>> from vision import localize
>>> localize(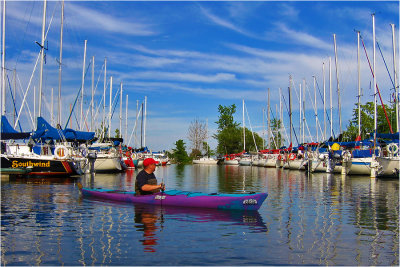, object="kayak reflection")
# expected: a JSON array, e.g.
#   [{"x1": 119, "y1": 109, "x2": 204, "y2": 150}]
[{"x1": 133, "y1": 203, "x2": 268, "y2": 253}]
